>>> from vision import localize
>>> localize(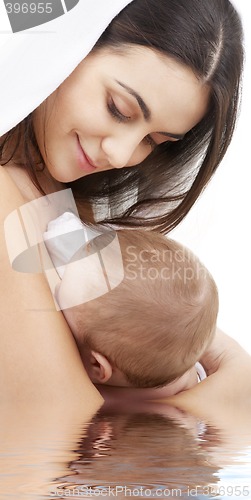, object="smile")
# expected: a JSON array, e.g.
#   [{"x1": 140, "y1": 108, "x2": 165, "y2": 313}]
[{"x1": 76, "y1": 135, "x2": 98, "y2": 173}]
